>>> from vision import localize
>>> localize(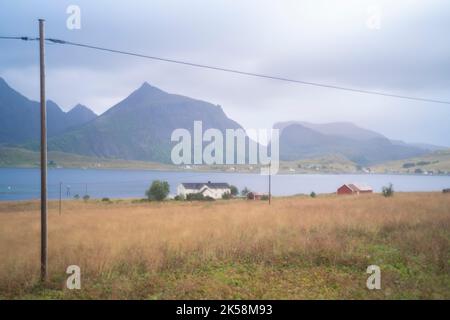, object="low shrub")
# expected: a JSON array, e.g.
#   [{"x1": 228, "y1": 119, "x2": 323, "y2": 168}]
[
  {"x1": 222, "y1": 192, "x2": 232, "y2": 200},
  {"x1": 186, "y1": 193, "x2": 205, "y2": 201},
  {"x1": 382, "y1": 183, "x2": 394, "y2": 197},
  {"x1": 186, "y1": 193, "x2": 215, "y2": 201},
  {"x1": 174, "y1": 194, "x2": 185, "y2": 201}
]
